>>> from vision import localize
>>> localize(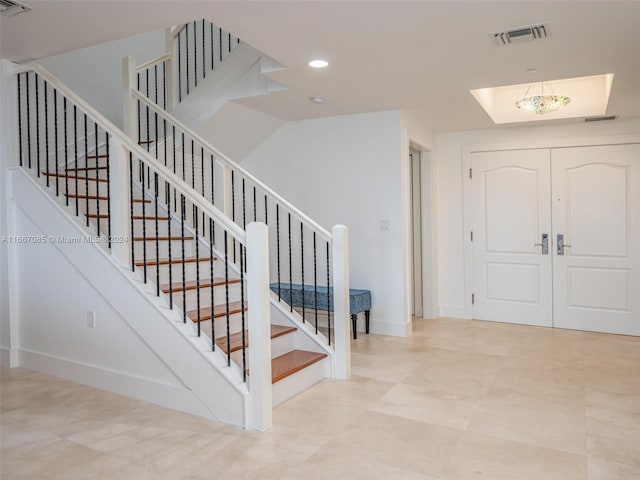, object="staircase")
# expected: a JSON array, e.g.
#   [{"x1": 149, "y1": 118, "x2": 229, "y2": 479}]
[
  {"x1": 124, "y1": 19, "x2": 352, "y2": 386},
  {"x1": 10, "y1": 50, "x2": 350, "y2": 431}
]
